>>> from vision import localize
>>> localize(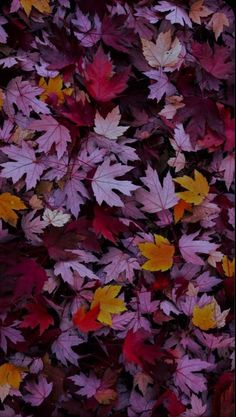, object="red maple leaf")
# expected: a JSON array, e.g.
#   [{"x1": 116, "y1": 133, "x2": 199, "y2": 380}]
[
  {"x1": 59, "y1": 96, "x2": 95, "y2": 127},
  {"x1": 83, "y1": 47, "x2": 130, "y2": 102},
  {"x1": 92, "y1": 206, "x2": 127, "y2": 243},
  {"x1": 20, "y1": 301, "x2": 54, "y2": 335},
  {"x1": 7, "y1": 259, "x2": 47, "y2": 300},
  {"x1": 123, "y1": 330, "x2": 163, "y2": 367},
  {"x1": 154, "y1": 390, "x2": 186, "y2": 417},
  {"x1": 73, "y1": 305, "x2": 103, "y2": 333}
]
